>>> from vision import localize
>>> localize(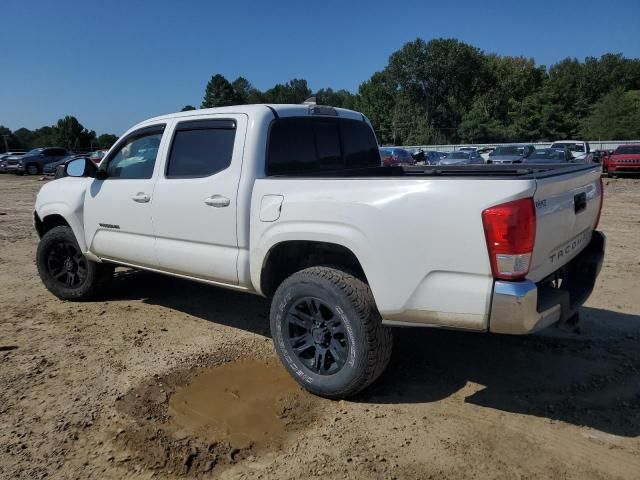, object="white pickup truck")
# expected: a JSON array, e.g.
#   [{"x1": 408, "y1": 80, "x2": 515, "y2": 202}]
[{"x1": 34, "y1": 104, "x2": 605, "y2": 398}]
